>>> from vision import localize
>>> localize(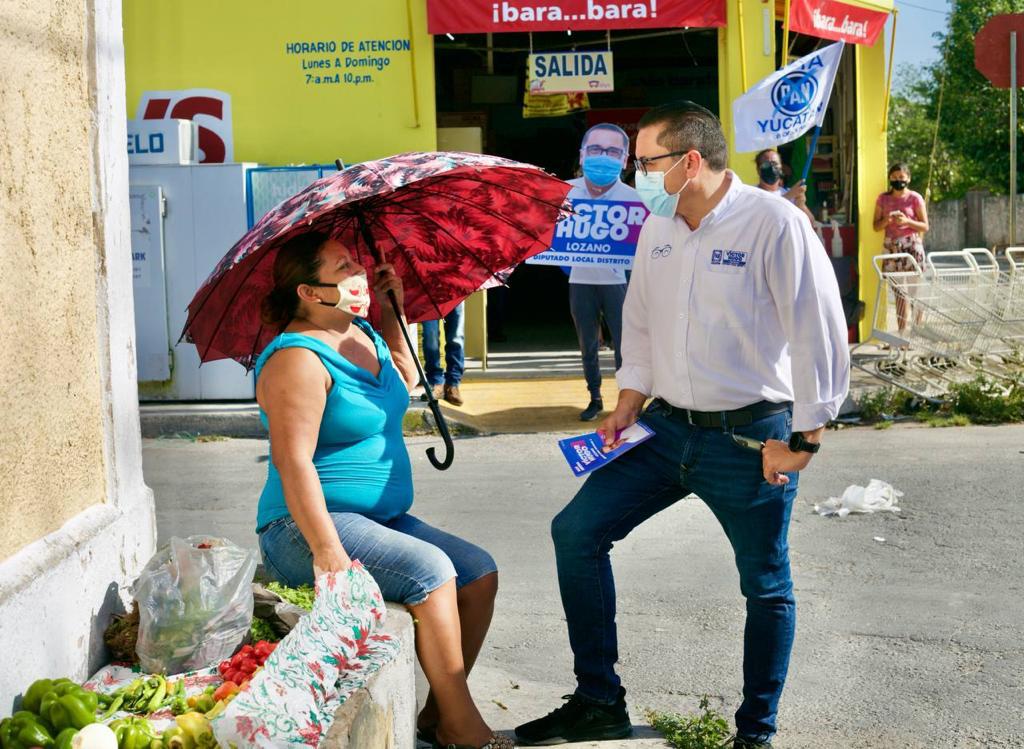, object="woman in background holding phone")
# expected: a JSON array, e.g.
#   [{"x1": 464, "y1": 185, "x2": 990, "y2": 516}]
[{"x1": 873, "y1": 162, "x2": 930, "y2": 332}]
